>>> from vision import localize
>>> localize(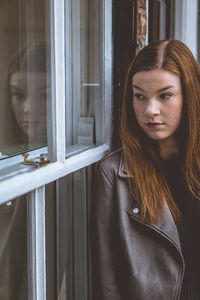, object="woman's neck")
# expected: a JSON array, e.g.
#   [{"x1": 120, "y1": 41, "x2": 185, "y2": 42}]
[{"x1": 158, "y1": 136, "x2": 179, "y2": 160}]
